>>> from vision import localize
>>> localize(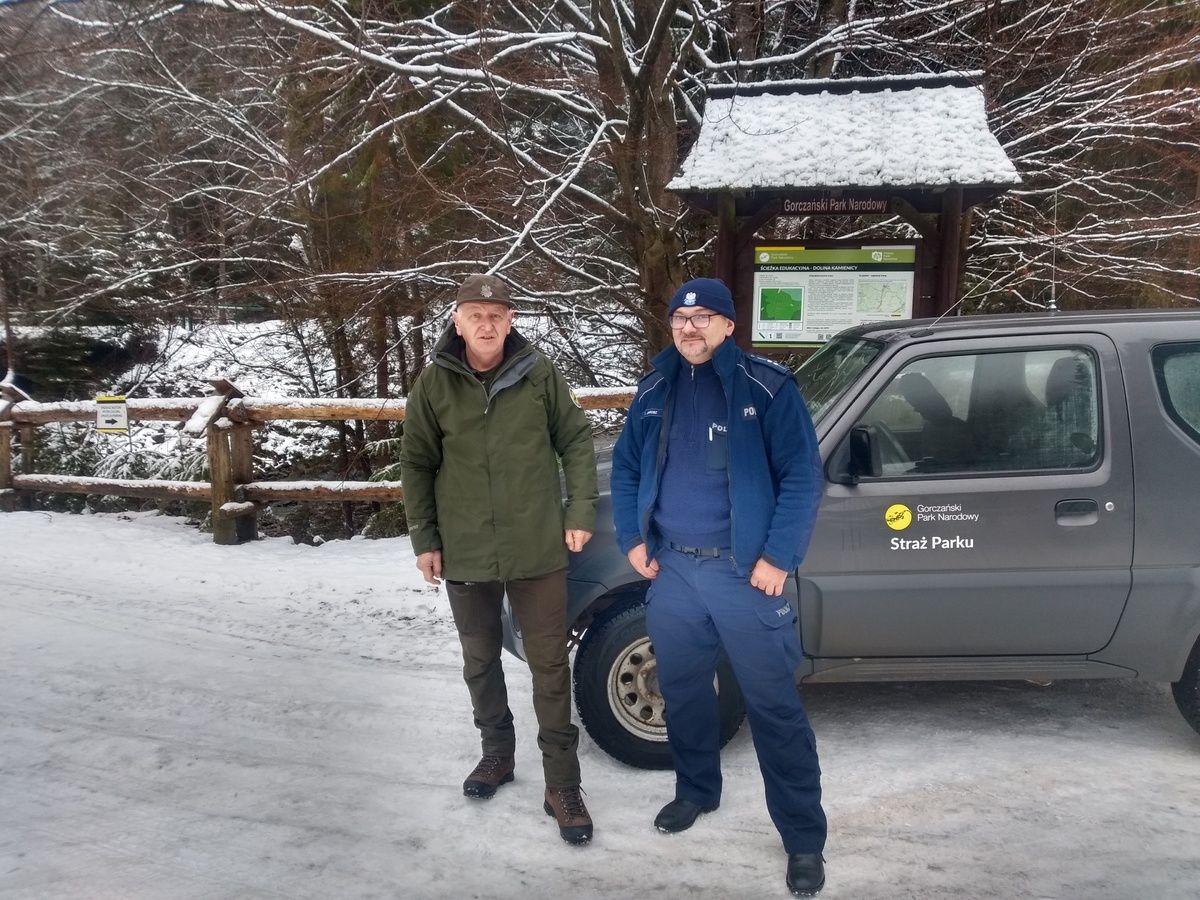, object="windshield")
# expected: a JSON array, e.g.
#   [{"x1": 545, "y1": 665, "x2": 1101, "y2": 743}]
[{"x1": 794, "y1": 336, "x2": 883, "y2": 424}]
